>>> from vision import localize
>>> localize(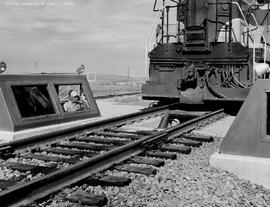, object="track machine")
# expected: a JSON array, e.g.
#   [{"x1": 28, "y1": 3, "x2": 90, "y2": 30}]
[{"x1": 143, "y1": 0, "x2": 270, "y2": 107}]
